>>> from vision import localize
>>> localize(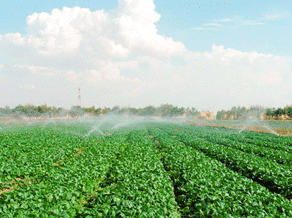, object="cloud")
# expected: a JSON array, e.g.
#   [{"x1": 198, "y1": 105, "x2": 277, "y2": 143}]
[
  {"x1": 0, "y1": 64, "x2": 4, "y2": 71},
  {"x1": 14, "y1": 65, "x2": 59, "y2": 77},
  {"x1": 248, "y1": 71, "x2": 282, "y2": 85},
  {"x1": 264, "y1": 14, "x2": 282, "y2": 20},
  {"x1": 86, "y1": 61, "x2": 141, "y2": 86},
  {"x1": 64, "y1": 70, "x2": 83, "y2": 82},
  {"x1": 192, "y1": 27, "x2": 218, "y2": 31},
  {"x1": 213, "y1": 18, "x2": 232, "y2": 22},
  {"x1": 0, "y1": 0, "x2": 186, "y2": 91},
  {"x1": 20, "y1": 84, "x2": 36, "y2": 90},
  {"x1": 192, "y1": 27, "x2": 203, "y2": 30},
  {"x1": 241, "y1": 21, "x2": 264, "y2": 25},
  {"x1": 1, "y1": 1, "x2": 185, "y2": 59},
  {"x1": 183, "y1": 44, "x2": 291, "y2": 87},
  {"x1": 203, "y1": 23, "x2": 225, "y2": 27},
  {"x1": 137, "y1": 44, "x2": 290, "y2": 109},
  {"x1": 115, "y1": 60, "x2": 139, "y2": 69}
]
